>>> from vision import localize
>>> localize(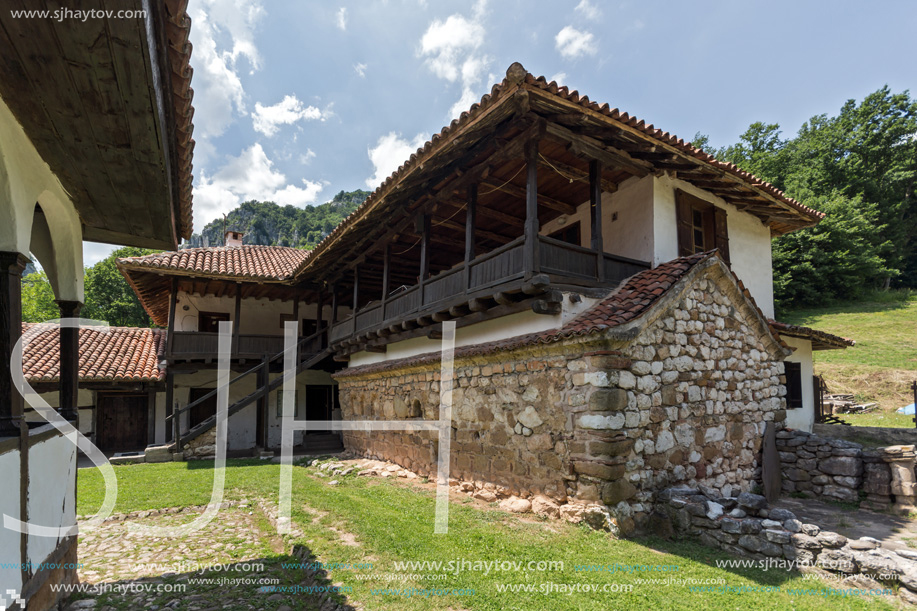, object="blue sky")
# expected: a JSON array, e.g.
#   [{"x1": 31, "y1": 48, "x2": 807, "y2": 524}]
[{"x1": 83, "y1": 0, "x2": 915, "y2": 265}]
